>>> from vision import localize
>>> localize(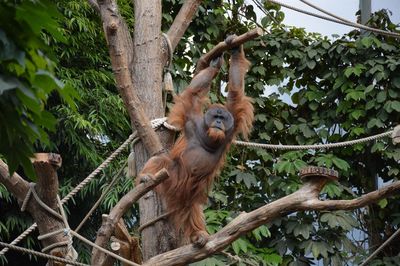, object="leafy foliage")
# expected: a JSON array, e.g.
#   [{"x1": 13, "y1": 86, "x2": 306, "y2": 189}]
[
  {"x1": 1, "y1": 0, "x2": 400, "y2": 265},
  {"x1": 0, "y1": 0, "x2": 77, "y2": 179}
]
